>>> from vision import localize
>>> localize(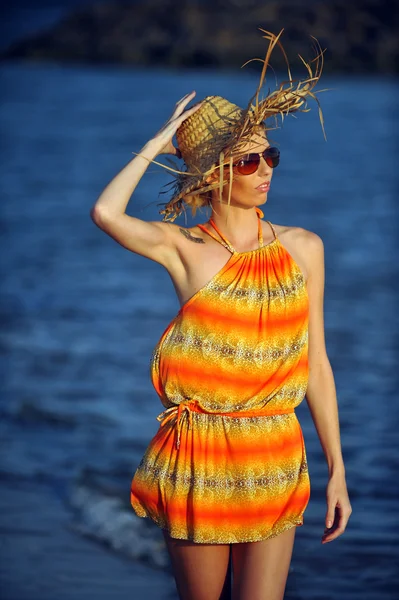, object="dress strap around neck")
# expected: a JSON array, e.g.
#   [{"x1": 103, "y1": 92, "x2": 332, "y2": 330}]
[
  {"x1": 265, "y1": 220, "x2": 278, "y2": 241},
  {"x1": 257, "y1": 212, "x2": 264, "y2": 247},
  {"x1": 198, "y1": 207, "x2": 265, "y2": 253},
  {"x1": 197, "y1": 220, "x2": 236, "y2": 254},
  {"x1": 197, "y1": 222, "x2": 236, "y2": 254},
  {"x1": 255, "y1": 207, "x2": 264, "y2": 218}
]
